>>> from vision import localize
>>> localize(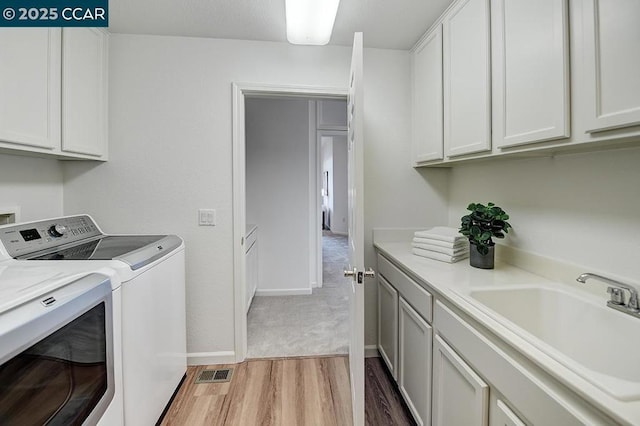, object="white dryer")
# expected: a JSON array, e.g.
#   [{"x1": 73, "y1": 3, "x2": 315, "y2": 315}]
[
  {"x1": 0, "y1": 265, "x2": 116, "y2": 425},
  {"x1": 0, "y1": 215, "x2": 187, "y2": 426}
]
